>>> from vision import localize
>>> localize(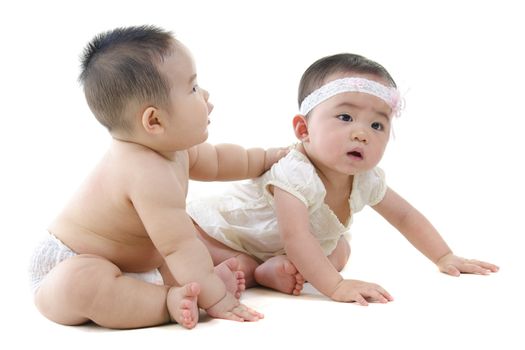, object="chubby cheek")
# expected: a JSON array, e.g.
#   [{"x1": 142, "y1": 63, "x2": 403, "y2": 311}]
[
  {"x1": 367, "y1": 144, "x2": 387, "y2": 167},
  {"x1": 311, "y1": 134, "x2": 341, "y2": 156}
]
